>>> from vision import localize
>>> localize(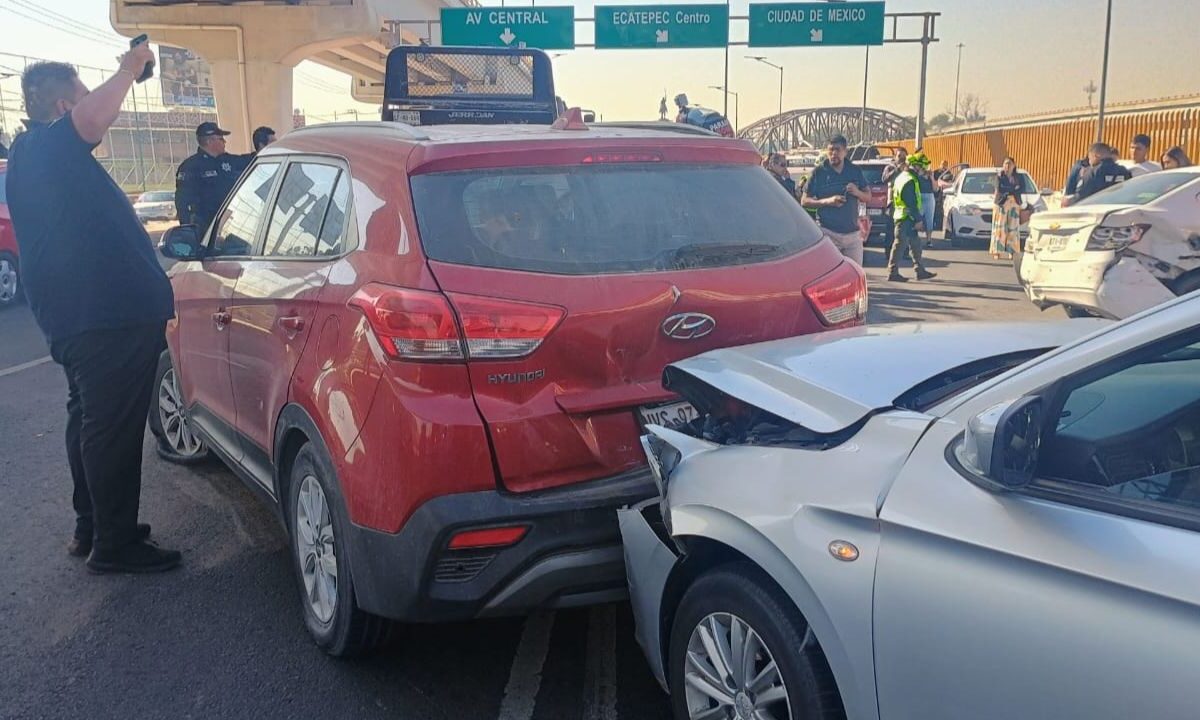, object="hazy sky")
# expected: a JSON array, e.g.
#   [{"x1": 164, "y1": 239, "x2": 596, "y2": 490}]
[{"x1": 1, "y1": 0, "x2": 1197, "y2": 131}]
